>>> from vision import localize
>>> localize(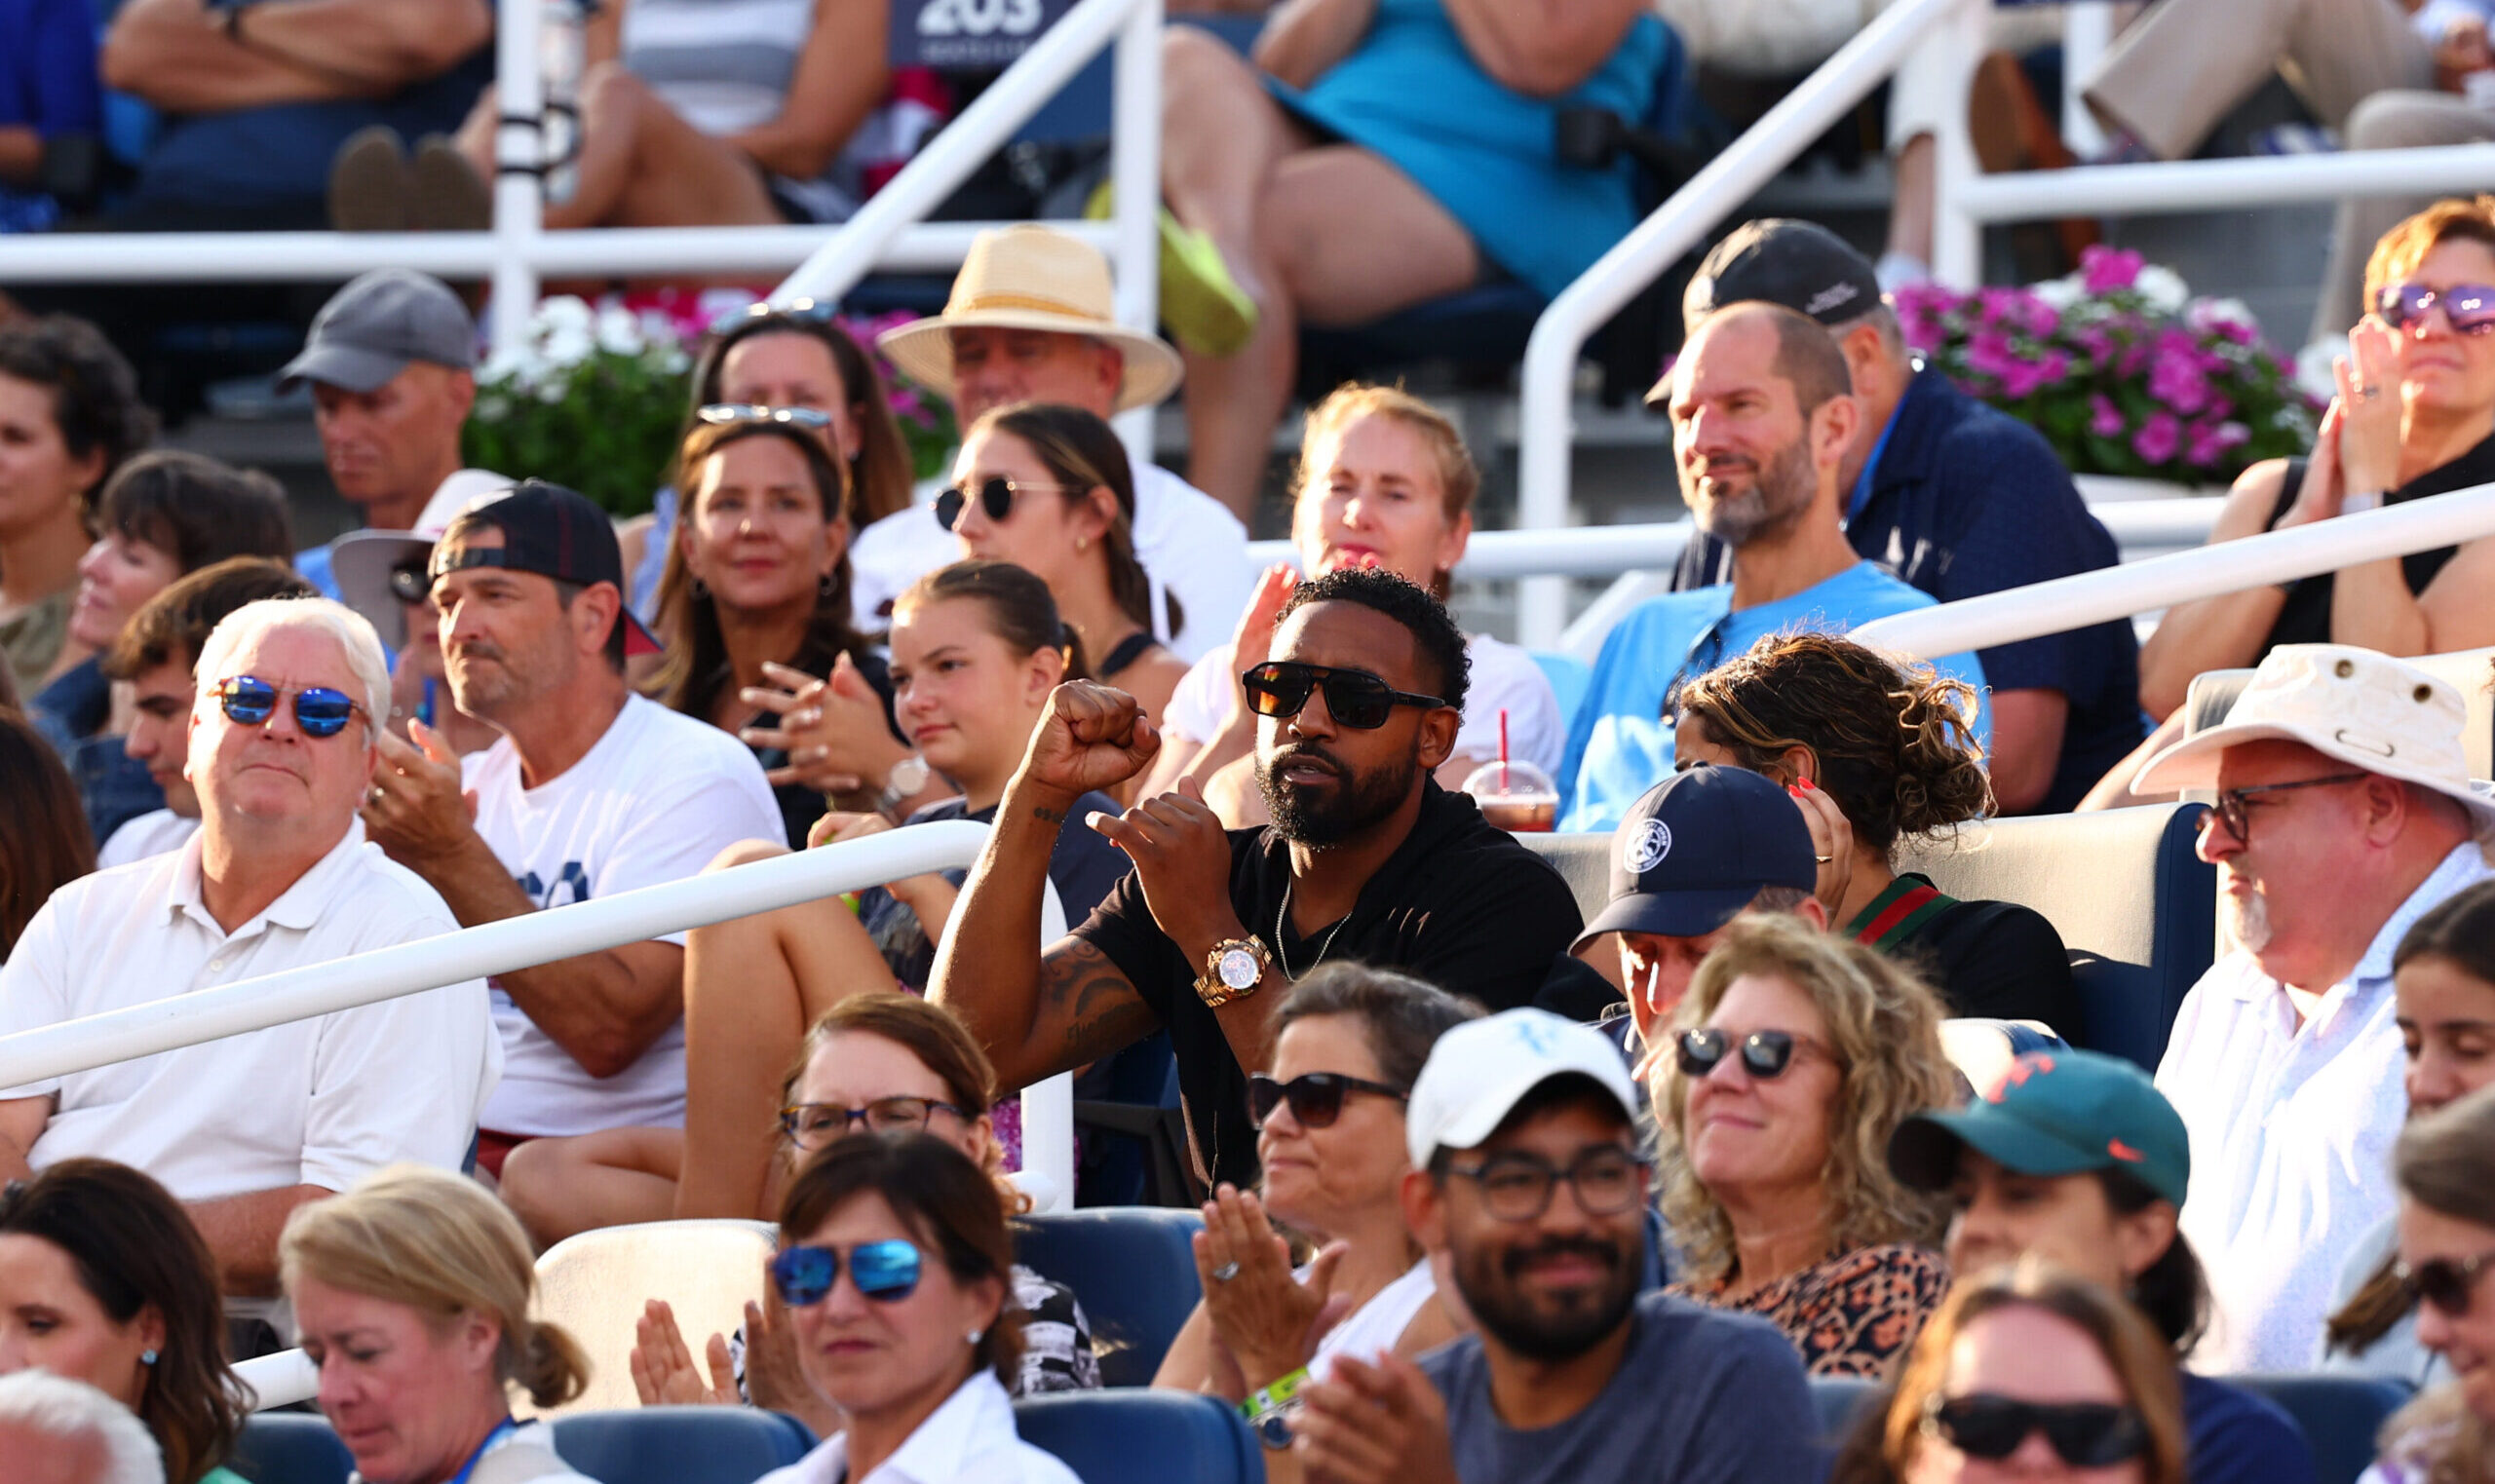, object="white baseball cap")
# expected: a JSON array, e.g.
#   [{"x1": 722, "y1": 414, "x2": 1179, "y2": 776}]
[{"x1": 1405, "y1": 1008, "x2": 1643, "y2": 1170}]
